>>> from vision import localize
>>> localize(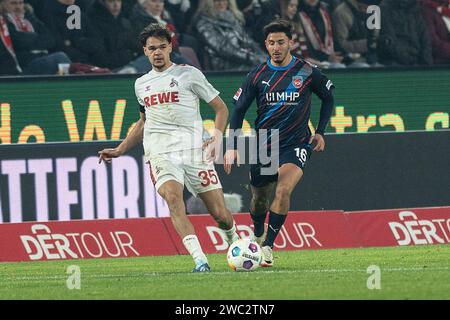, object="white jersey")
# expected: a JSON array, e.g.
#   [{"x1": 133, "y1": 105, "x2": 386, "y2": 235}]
[{"x1": 134, "y1": 64, "x2": 219, "y2": 159}]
